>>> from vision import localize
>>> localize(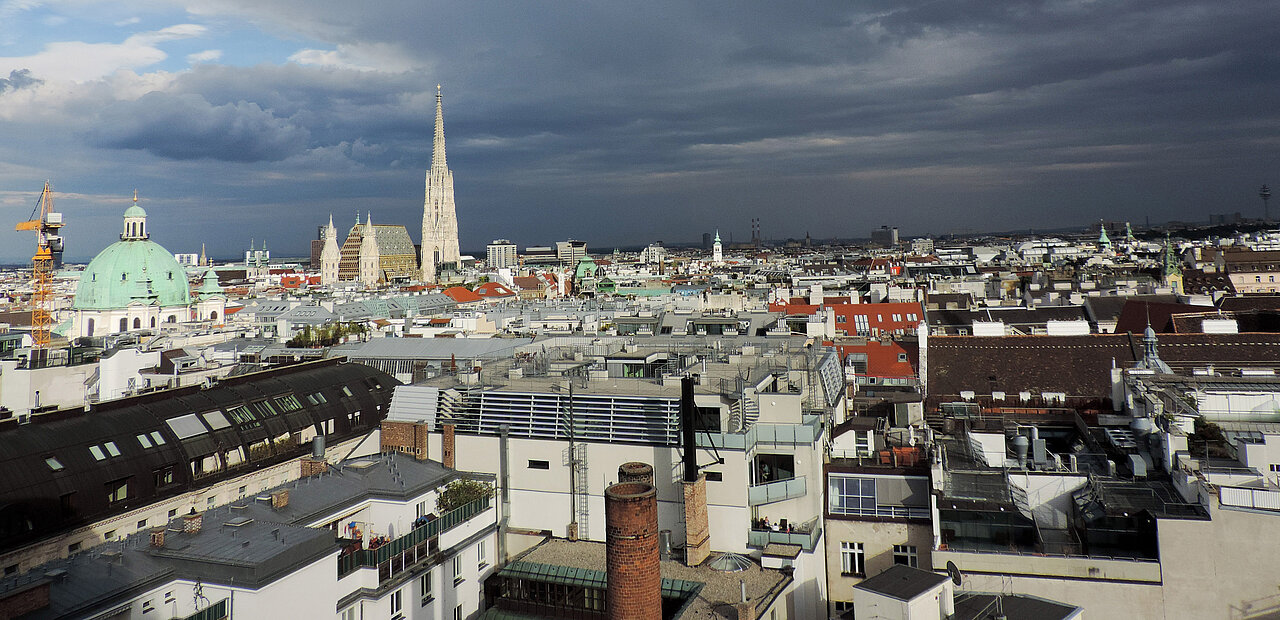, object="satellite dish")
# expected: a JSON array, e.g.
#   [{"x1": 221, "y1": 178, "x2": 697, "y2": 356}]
[{"x1": 946, "y1": 561, "x2": 963, "y2": 587}]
